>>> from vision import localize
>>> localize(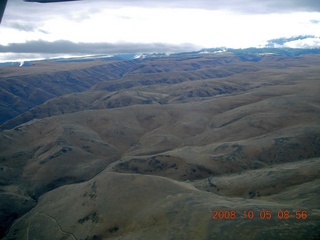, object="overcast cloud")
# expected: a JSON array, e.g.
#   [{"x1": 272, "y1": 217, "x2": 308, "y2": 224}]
[
  {"x1": 62, "y1": 0, "x2": 320, "y2": 13},
  {"x1": 0, "y1": 0, "x2": 320, "y2": 61},
  {"x1": 0, "y1": 40, "x2": 198, "y2": 54},
  {"x1": 165, "y1": 0, "x2": 316, "y2": 13},
  {"x1": 6, "y1": 0, "x2": 320, "y2": 12}
]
